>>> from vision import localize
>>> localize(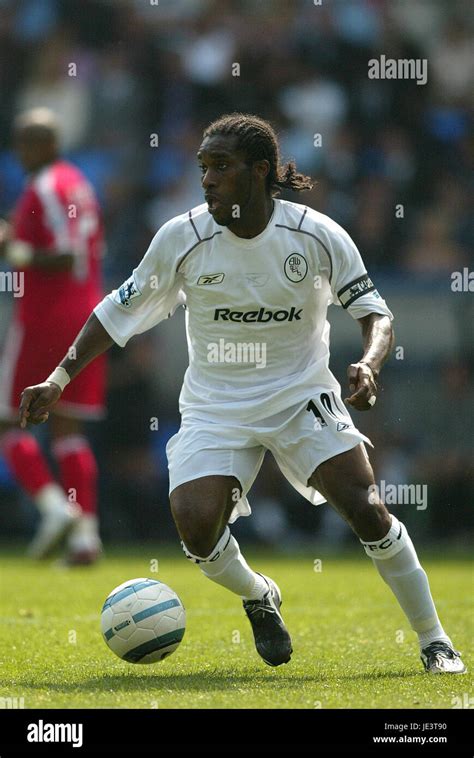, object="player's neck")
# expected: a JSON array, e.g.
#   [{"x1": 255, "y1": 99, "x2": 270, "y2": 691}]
[
  {"x1": 30, "y1": 155, "x2": 59, "y2": 175},
  {"x1": 227, "y1": 197, "x2": 275, "y2": 239}
]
